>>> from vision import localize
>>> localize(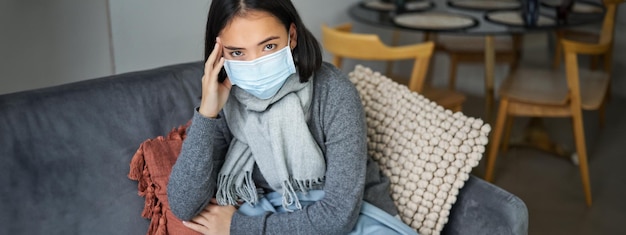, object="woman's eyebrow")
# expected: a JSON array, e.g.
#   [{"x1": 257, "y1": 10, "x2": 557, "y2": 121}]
[
  {"x1": 223, "y1": 45, "x2": 244, "y2": 50},
  {"x1": 223, "y1": 36, "x2": 280, "y2": 51},
  {"x1": 257, "y1": 36, "x2": 280, "y2": 46}
]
